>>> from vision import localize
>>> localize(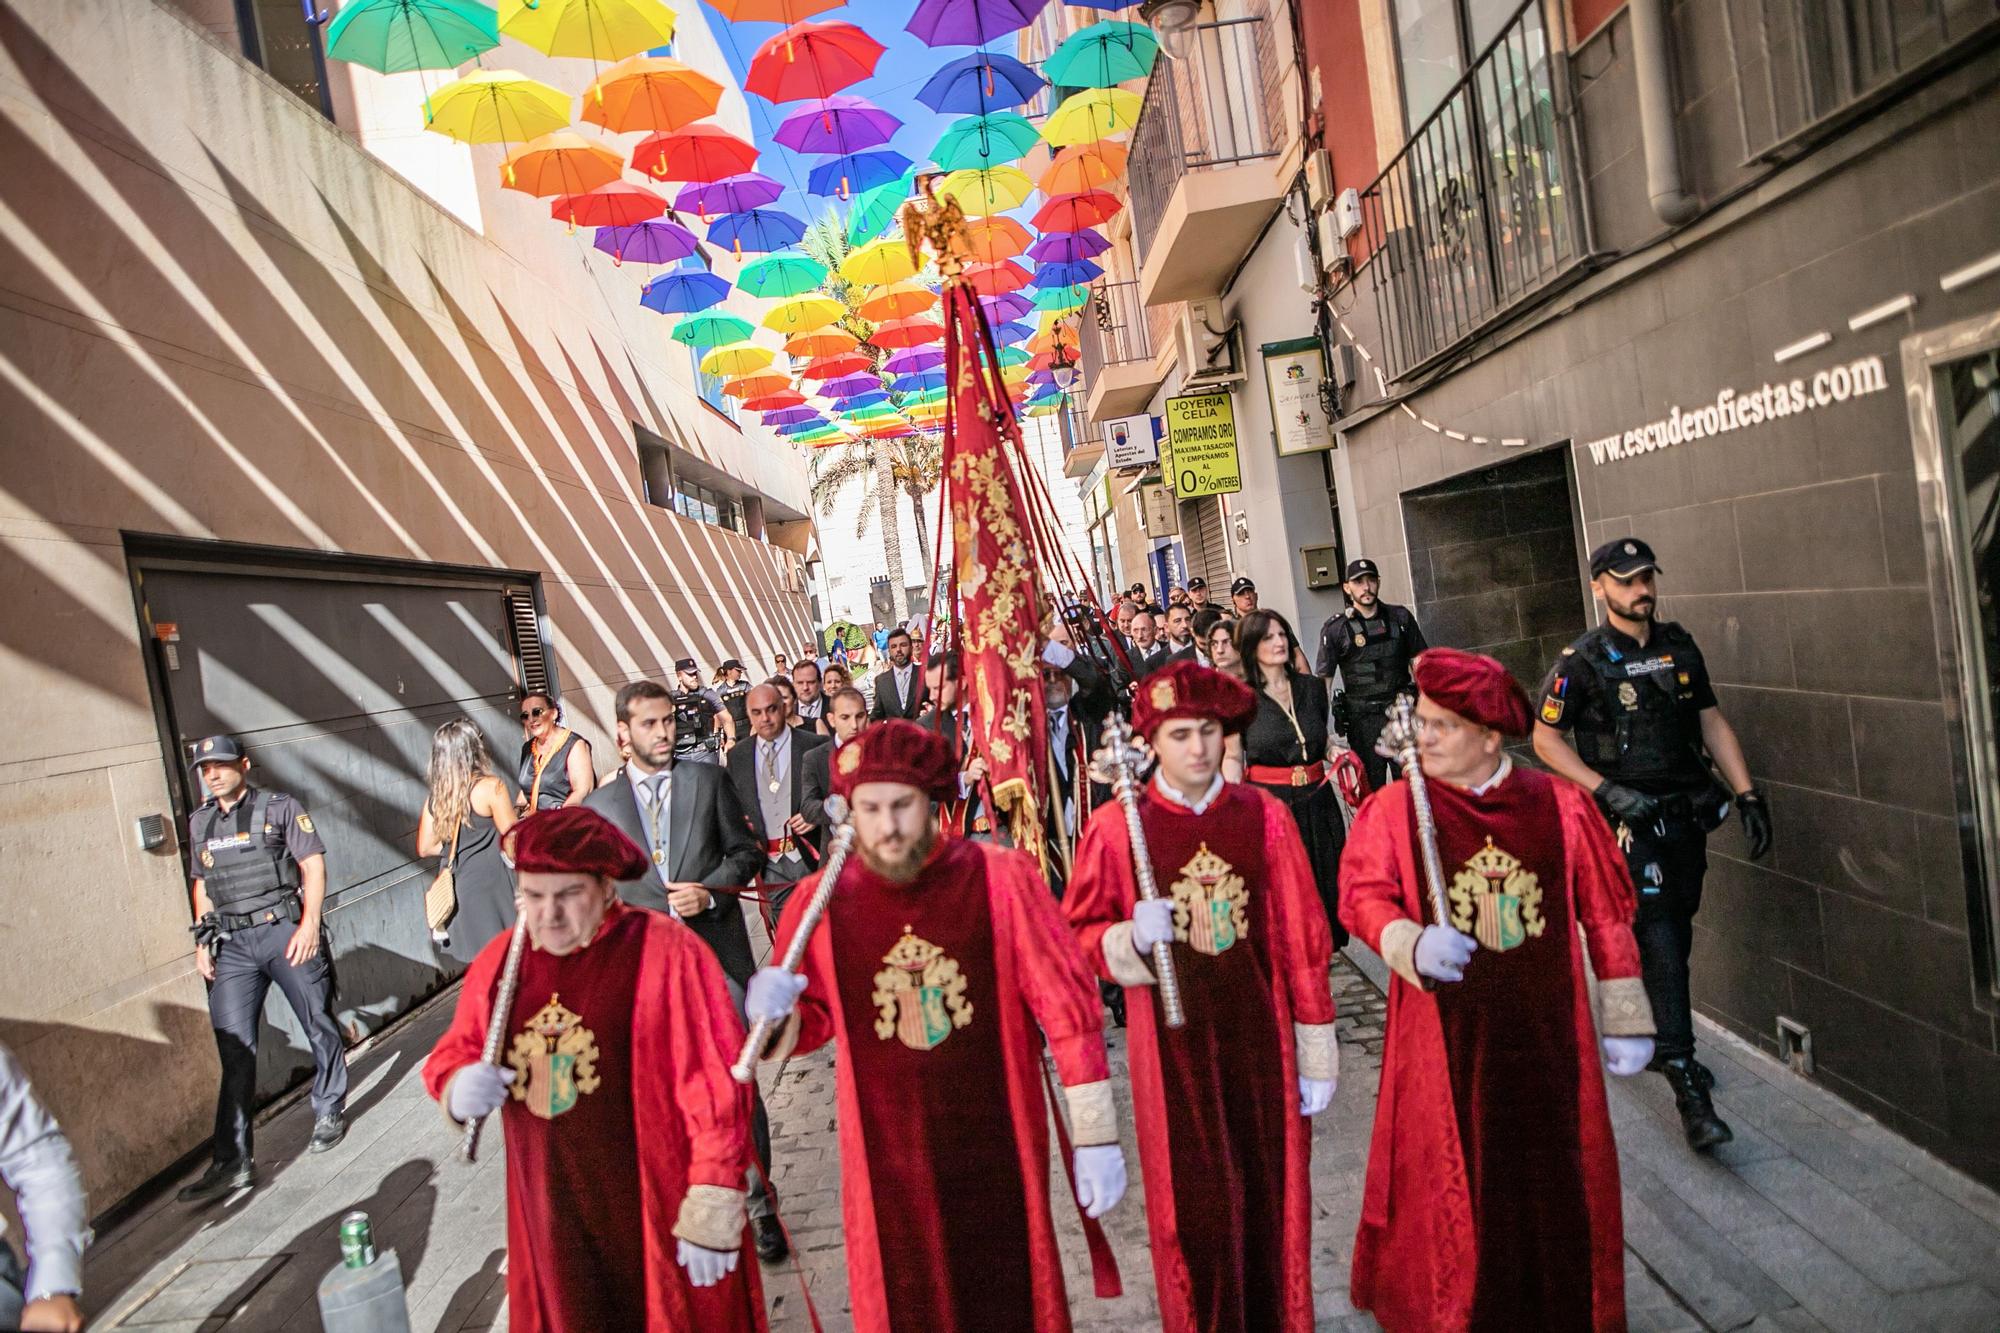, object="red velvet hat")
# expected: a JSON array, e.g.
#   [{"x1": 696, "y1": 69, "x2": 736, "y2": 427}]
[
  {"x1": 832, "y1": 719, "x2": 959, "y2": 799},
  {"x1": 507, "y1": 806, "x2": 650, "y2": 880},
  {"x1": 1412, "y1": 647, "x2": 1533, "y2": 737},
  {"x1": 1131, "y1": 660, "x2": 1259, "y2": 739}
]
